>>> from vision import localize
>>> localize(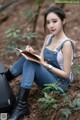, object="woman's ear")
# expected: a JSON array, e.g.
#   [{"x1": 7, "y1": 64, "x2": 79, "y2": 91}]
[{"x1": 62, "y1": 19, "x2": 66, "y2": 25}]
